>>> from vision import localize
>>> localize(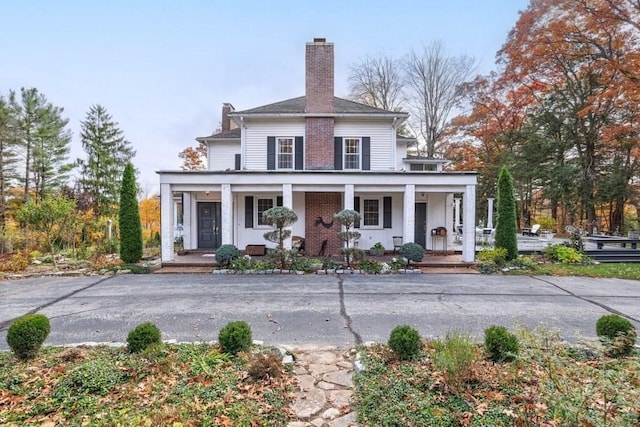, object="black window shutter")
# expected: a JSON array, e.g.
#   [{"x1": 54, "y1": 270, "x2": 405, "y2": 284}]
[
  {"x1": 362, "y1": 137, "x2": 371, "y2": 170},
  {"x1": 245, "y1": 196, "x2": 254, "y2": 228},
  {"x1": 354, "y1": 196, "x2": 360, "y2": 229},
  {"x1": 295, "y1": 136, "x2": 304, "y2": 170},
  {"x1": 383, "y1": 196, "x2": 392, "y2": 228},
  {"x1": 276, "y1": 196, "x2": 283, "y2": 207},
  {"x1": 267, "y1": 136, "x2": 276, "y2": 170},
  {"x1": 334, "y1": 137, "x2": 343, "y2": 170},
  {"x1": 234, "y1": 153, "x2": 241, "y2": 170}
]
